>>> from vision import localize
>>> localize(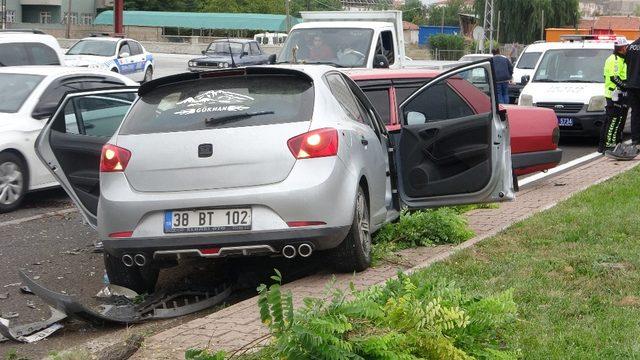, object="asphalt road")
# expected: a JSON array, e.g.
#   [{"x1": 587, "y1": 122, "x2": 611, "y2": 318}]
[{"x1": 0, "y1": 54, "x2": 601, "y2": 358}]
